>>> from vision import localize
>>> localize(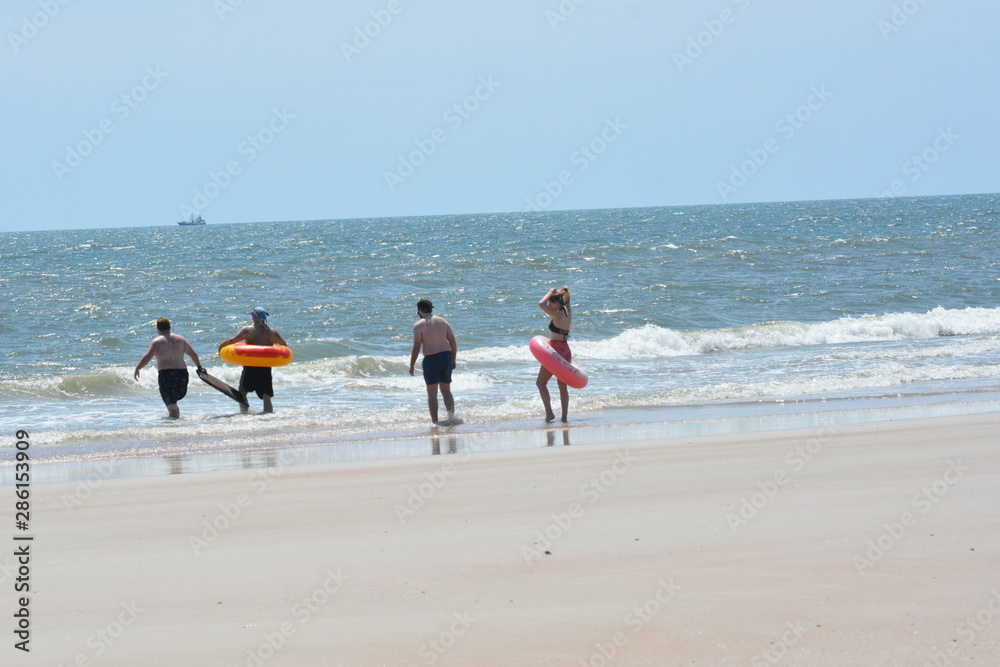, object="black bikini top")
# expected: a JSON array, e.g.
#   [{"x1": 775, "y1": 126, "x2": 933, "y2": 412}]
[{"x1": 548, "y1": 320, "x2": 570, "y2": 337}]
